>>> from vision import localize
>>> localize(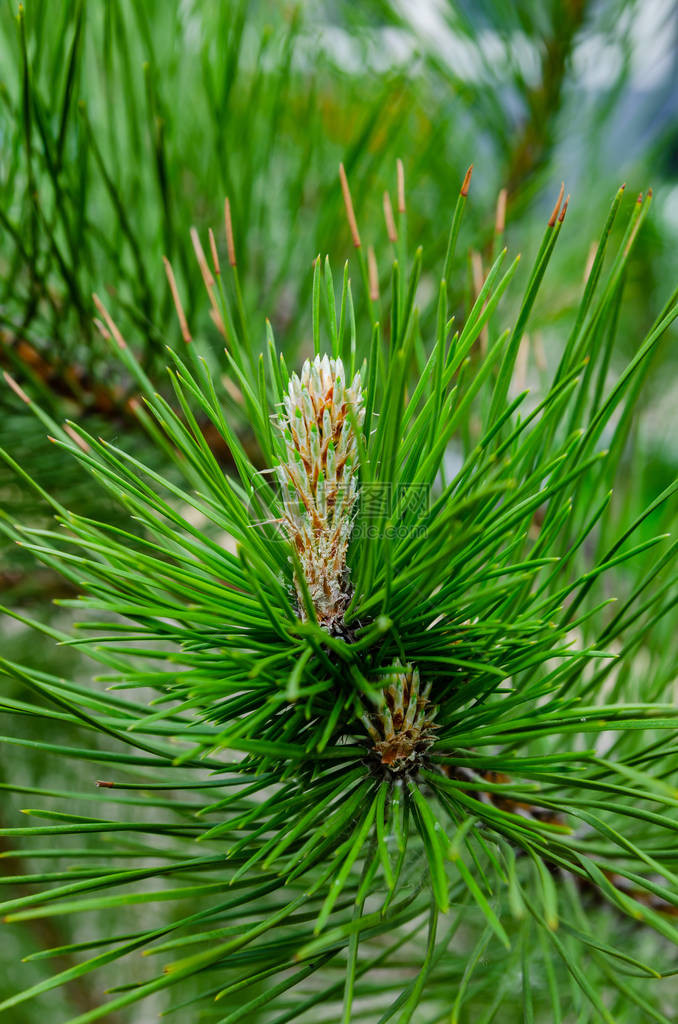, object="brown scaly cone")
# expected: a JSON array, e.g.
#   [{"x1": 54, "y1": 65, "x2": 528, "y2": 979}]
[
  {"x1": 361, "y1": 664, "x2": 438, "y2": 775},
  {"x1": 277, "y1": 354, "x2": 364, "y2": 633}
]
